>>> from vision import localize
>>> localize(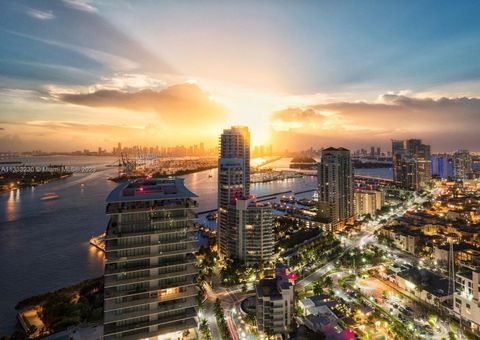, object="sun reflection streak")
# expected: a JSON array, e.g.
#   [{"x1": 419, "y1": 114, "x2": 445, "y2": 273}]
[{"x1": 6, "y1": 189, "x2": 20, "y2": 222}]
